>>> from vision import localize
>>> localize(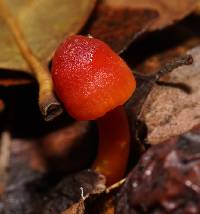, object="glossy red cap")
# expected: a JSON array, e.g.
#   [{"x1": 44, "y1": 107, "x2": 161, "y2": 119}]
[{"x1": 52, "y1": 35, "x2": 136, "y2": 120}]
